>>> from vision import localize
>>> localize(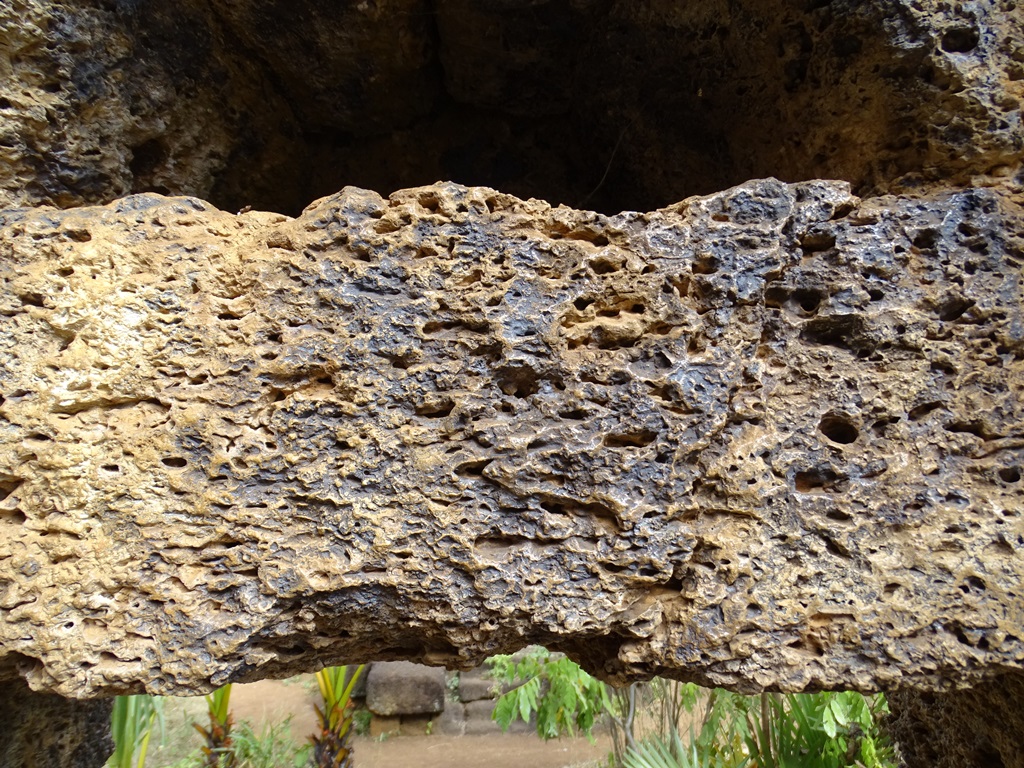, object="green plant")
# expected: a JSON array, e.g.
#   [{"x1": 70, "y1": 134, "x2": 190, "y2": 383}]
[
  {"x1": 351, "y1": 707, "x2": 372, "y2": 737},
  {"x1": 166, "y1": 717, "x2": 310, "y2": 768},
  {"x1": 487, "y1": 647, "x2": 612, "y2": 740},
  {"x1": 741, "y1": 691, "x2": 895, "y2": 768},
  {"x1": 622, "y1": 688, "x2": 895, "y2": 768},
  {"x1": 232, "y1": 719, "x2": 310, "y2": 768},
  {"x1": 309, "y1": 664, "x2": 365, "y2": 768},
  {"x1": 484, "y1": 649, "x2": 895, "y2": 768},
  {"x1": 194, "y1": 685, "x2": 235, "y2": 768},
  {"x1": 446, "y1": 672, "x2": 461, "y2": 701},
  {"x1": 623, "y1": 731, "x2": 749, "y2": 768},
  {"x1": 109, "y1": 695, "x2": 163, "y2": 768},
  {"x1": 621, "y1": 686, "x2": 750, "y2": 768}
]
